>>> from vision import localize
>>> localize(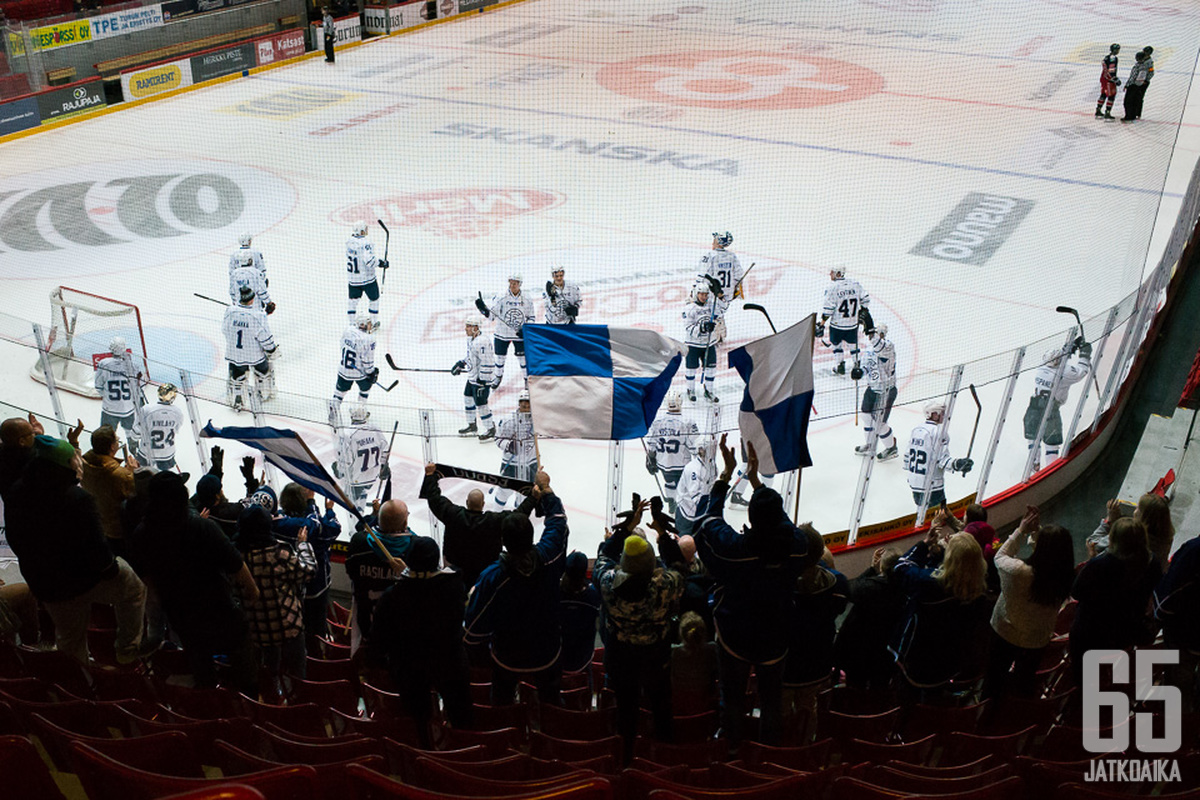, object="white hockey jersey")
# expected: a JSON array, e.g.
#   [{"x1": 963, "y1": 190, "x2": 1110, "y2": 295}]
[
  {"x1": 543, "y1": 281, "x2": 582, "y2": 325},
  {"x1": 697, "y1": 249, "x2": 744, "y2": 298},
  {"x1": 822, "y1": 278, "x2": 870, "y2": 331},
  {"x1": 229, "y1": 265, "x2": 272, "y2": 308},
  {"x1": 1032, "y1": 352, "x2": 1091, "y2": 405},
  {"x1": 676, "y1": 451, "x2": 716, "y2": 522},
  {"x1": 465, "y1": 333, "x2": 495, "y2": 385},
  {"x1": 904, "y1": 420, "x2": 952, "y2": 492},
  {"x1": 337, "y1": 326, "x2": 376, "y2": 381},
  {"x1": 862, "y1": 338, "x2": 897, "y2": 393},
  {"x1": 141, "y1": 403, "x2": 186, "y2": 462},
  {"x1": 222, "y1": 305, "x2": 276, "y2": 366},
  {"x1": 496, "y1": 410, "x2": 537, "y2": 469},
  {"x1": 682, "y1": 296, "x2": 730, "y2": 348},
  {"x1": 228, "y1": 247, "x2": 266, "y2": 281},
  {"x1": 346, "y1": 236, "x2": 378, "y2": 287},
  {"x1": 645, "y1": 413, "x2": 699, "y2": 472},
  {"x1": 338, "y1": 423, "x2": 389, "y2": 489},
  {"x1": 487, "y1": 290, "x2": 535, "y2": 341},
  {"x1": 94, "y1": 356, "x2": 139, "y2": 416}
]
